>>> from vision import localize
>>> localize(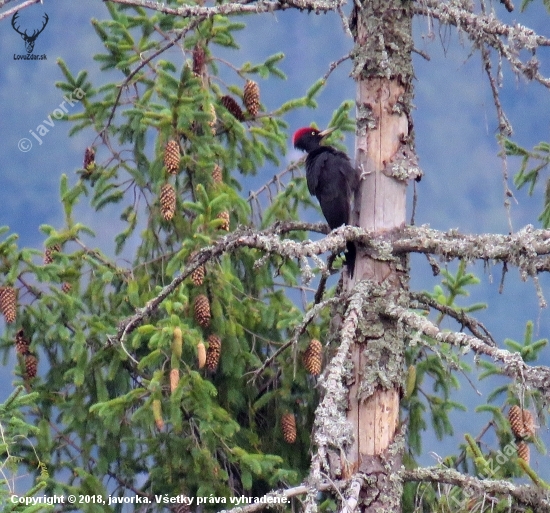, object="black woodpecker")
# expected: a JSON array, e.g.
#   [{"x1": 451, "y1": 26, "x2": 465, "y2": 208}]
[{"x1": 293, "y1": 126, "x2": 359, "y2": 276}]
